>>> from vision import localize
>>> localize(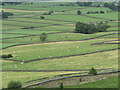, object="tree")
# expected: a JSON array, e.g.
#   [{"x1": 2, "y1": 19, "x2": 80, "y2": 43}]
[
  {"x1": 97, "y1": 23, "x2": 110, "y2": 32},
  {"x1": 40, "y1": 16, "x2": 45, "y2": 19},
  {"x1": 7, "y1": 81, "x2": 22, "y2": 89},
  {"x1": 59, "y1": 83, "x2": 64, "y2": 89},
  {"x1": 7, "y1": 54, "x2": 13, "y2": 58},
  {"x1": 77, "y1": 10, "x2": 81, "y2": 15},
  {"x1": 40, "y1": 33, "x2": 47, "y2": 41},
  {"x1": 100, "y1": 11, "x2": 104, "y2": 14},
  {"x1": 89, "y1": 67, "x2": 97, "y2": 75}
]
